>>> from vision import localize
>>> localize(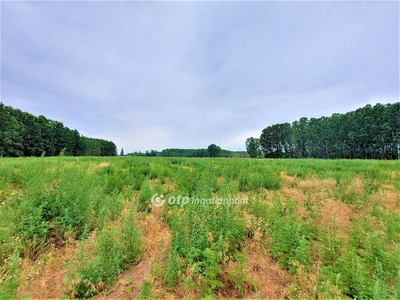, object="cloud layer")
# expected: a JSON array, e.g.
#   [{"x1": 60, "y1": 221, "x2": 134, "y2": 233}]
[{"x1": 2, "y1": 1, "x2": 399, "y2": 152}]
